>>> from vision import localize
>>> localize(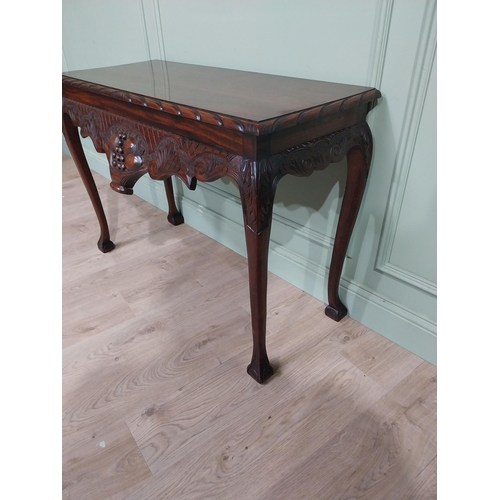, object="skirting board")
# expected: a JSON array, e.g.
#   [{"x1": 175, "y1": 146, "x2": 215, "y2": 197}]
[{"x1": 63, "y1": 140, "x2": 437, "y2": 365}]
